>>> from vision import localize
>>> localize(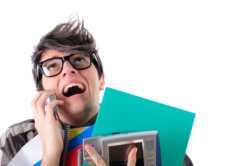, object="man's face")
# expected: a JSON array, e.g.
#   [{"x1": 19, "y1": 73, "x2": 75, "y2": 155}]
[{"x1": 40, "y1": 49, "x2": 105, "y2": 126}]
